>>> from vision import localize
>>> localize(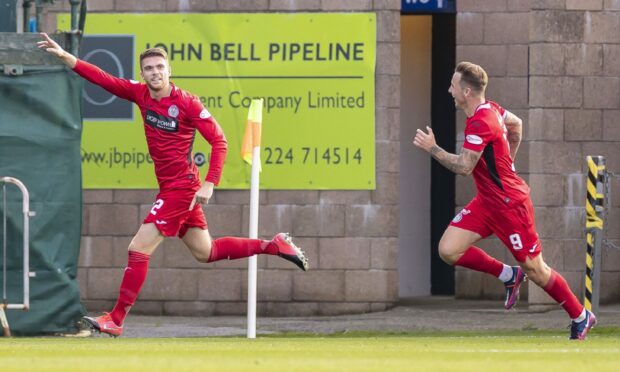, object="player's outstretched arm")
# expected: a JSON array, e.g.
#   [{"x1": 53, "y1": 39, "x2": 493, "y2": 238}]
[
  {"x1": 504, "y1": 111, "x2": 522, "y2": 160},
  {"x1": 39, "y1": 32, "x2": 138, "y2": 102},
  {"x1": 37, "y1": 32, "x2": 77, "y2": 68},
  {"x1": 413, "y1": 126, "x2": 482, "y2": 176}
]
